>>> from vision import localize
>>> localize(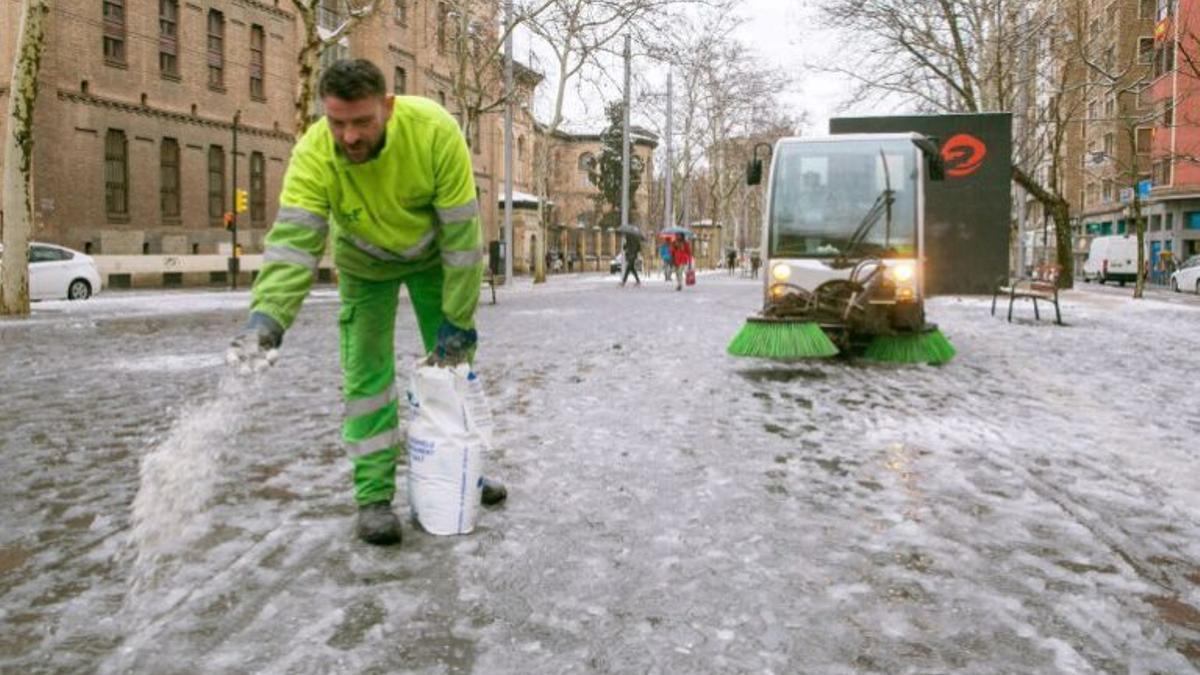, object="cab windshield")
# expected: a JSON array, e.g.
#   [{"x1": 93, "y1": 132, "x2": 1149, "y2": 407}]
[{"x1": 769, "y1": 139, "x2": 918, "y2": 259}]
